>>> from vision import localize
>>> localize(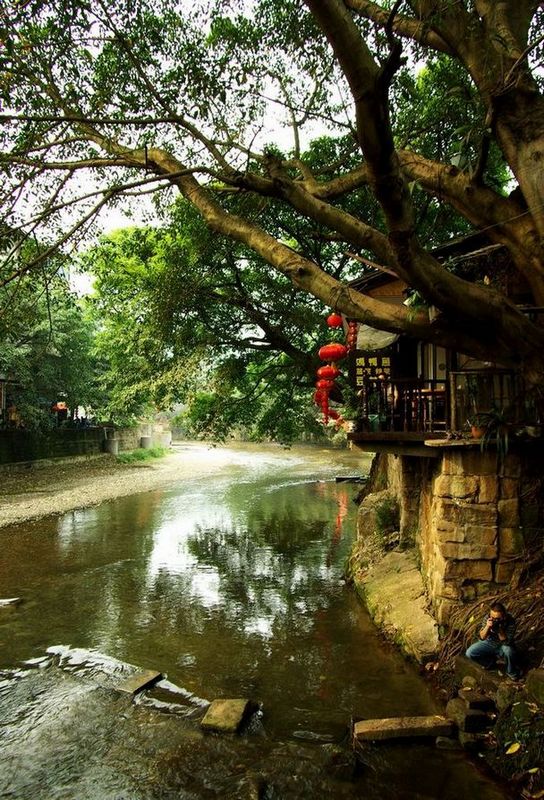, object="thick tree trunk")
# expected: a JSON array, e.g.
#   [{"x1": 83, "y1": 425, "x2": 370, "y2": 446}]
[{"x1": 493, "y1": 88, "x2": 544, "y2": 243}]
